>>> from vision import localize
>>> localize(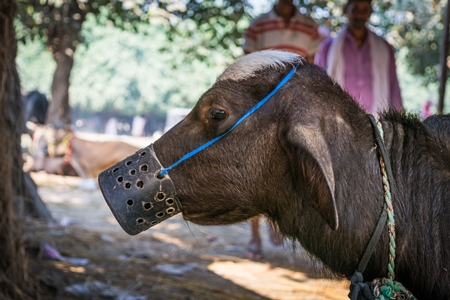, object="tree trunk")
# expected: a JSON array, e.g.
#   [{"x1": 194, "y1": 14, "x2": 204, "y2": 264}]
[
  {"x1": 46, "y1": 42, "x2": 74, "y2": 125},
  {"x1": 45, "y1": 1, "x2": 85, "y2": 126},
  {"x1": 0, "y1": 1, "x2": 37, "y2": 298},
  {"x1": 15, "y1": 172, "x2": 54, "y2": 220}
]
